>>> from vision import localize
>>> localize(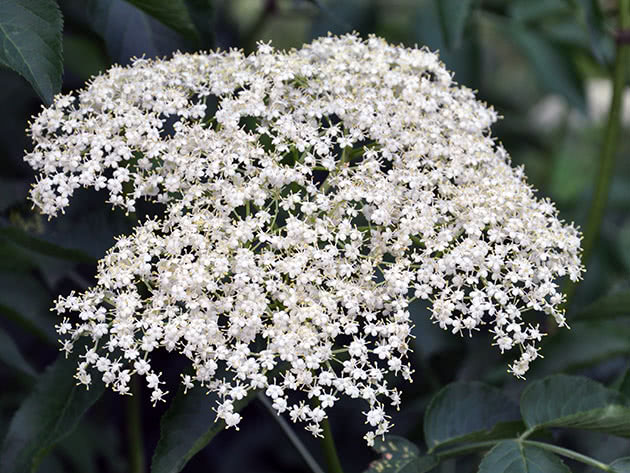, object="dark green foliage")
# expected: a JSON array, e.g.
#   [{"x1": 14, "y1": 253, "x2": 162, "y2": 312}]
[
  {"x1": 0, "y1": 355, "x2": 105, "y2": 473},
  {"x1": 2, "y1": 1, "x2": 630, "y2": 472},
  {"x1": 477, "y1": 440, "x2": 571, "y2": 473},
  {"x1": 521, "y1": 375, "x2": 630, "y2": 436},
  {"x1": 0, "y1": 0, "x2": 63, "y2": 104},
  {"x1": 423, "y1": 382, "x2": 521, "y2": 451},
  {"x1": 366, "y1": 375, "x2": 630, "y2": 473},
  {"x1": 151, "y1": 384, "x2": 257, "y2": 473}
]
